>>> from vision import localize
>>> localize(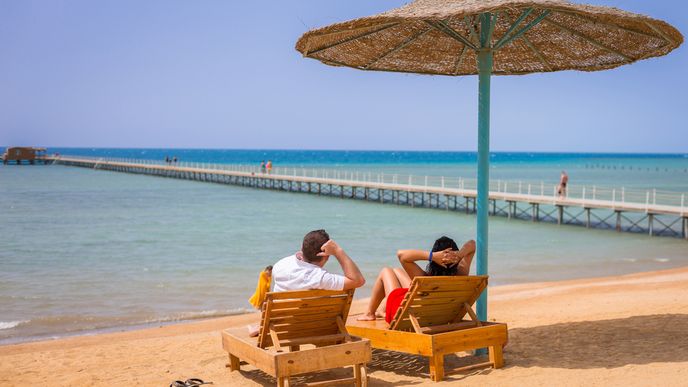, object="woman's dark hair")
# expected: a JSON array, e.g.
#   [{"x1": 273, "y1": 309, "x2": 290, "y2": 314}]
[{"x1": 425, "y1": 236, "x2": 460, "y2": 276}]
